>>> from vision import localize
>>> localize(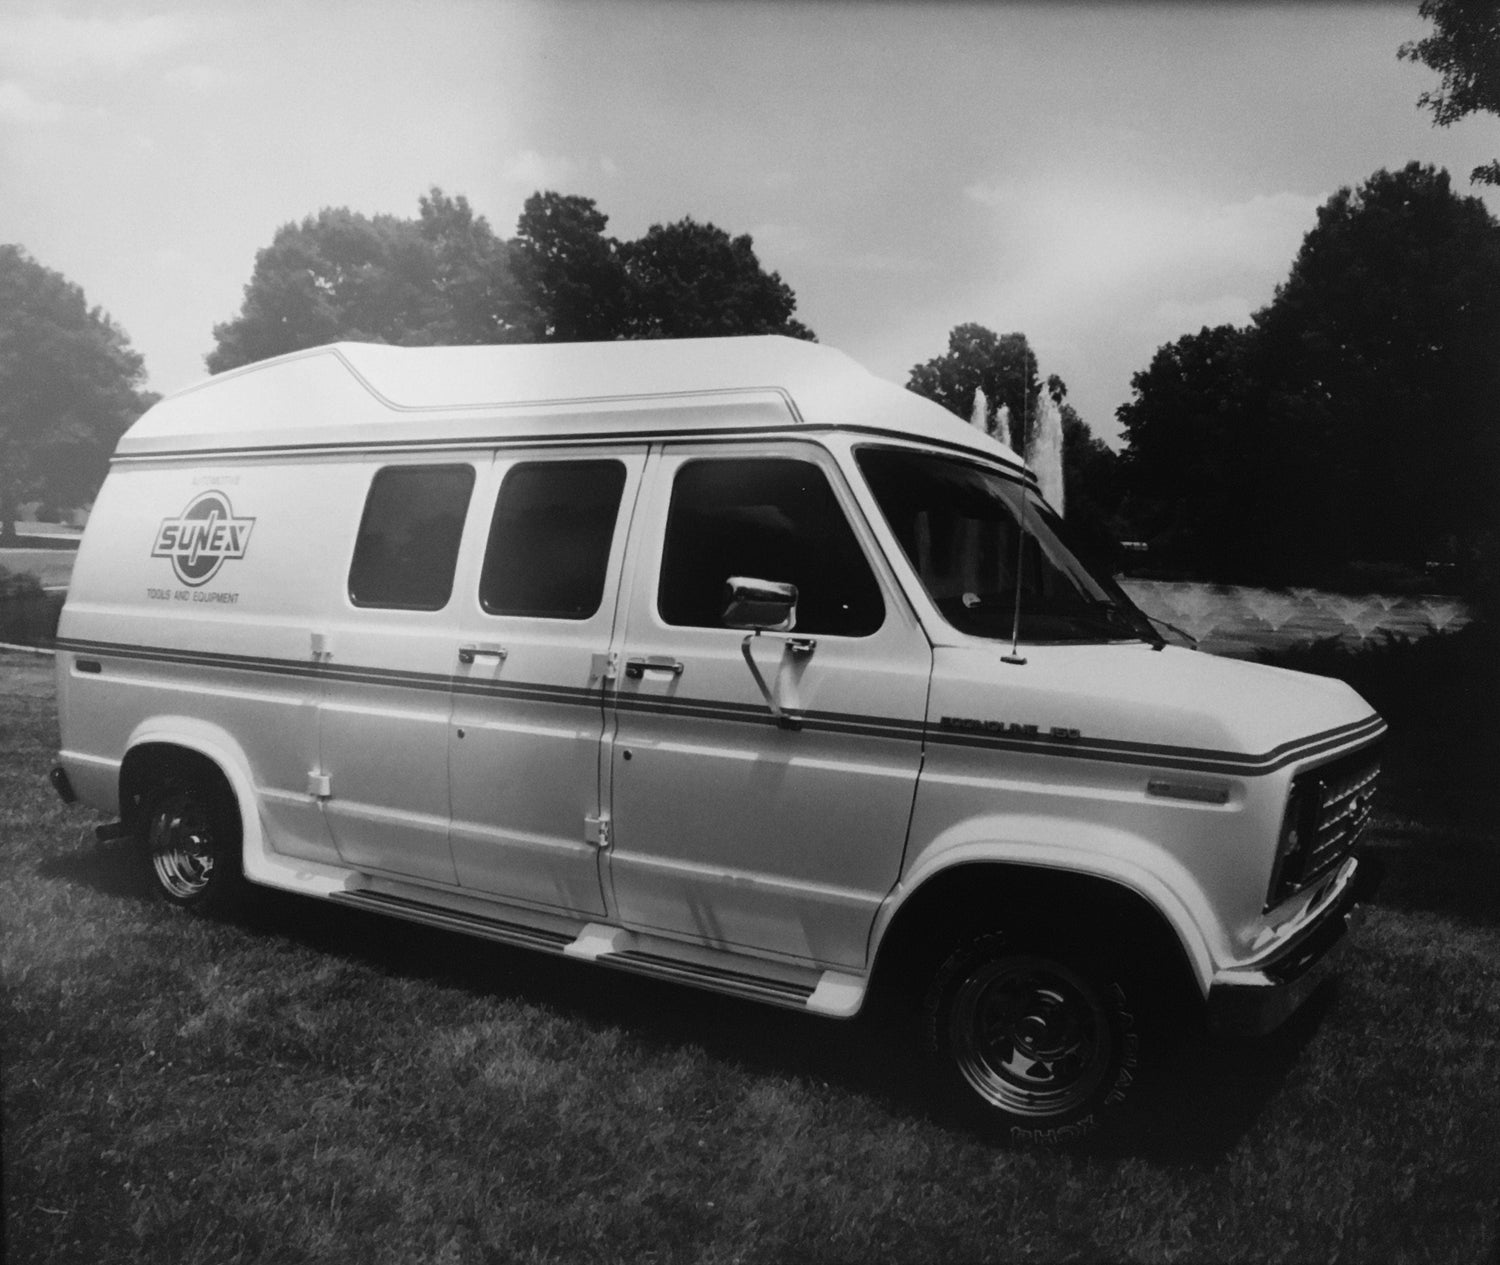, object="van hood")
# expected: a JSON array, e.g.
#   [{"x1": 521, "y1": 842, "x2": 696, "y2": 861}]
[{"x1": 926, "y1": 643, "x2": 1384, "y2": 777}]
